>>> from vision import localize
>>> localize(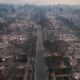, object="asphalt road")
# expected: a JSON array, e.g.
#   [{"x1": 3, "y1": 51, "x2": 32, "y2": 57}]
[{"x1": 35, "y1": 26, "x2": 48, "y2": 80}]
